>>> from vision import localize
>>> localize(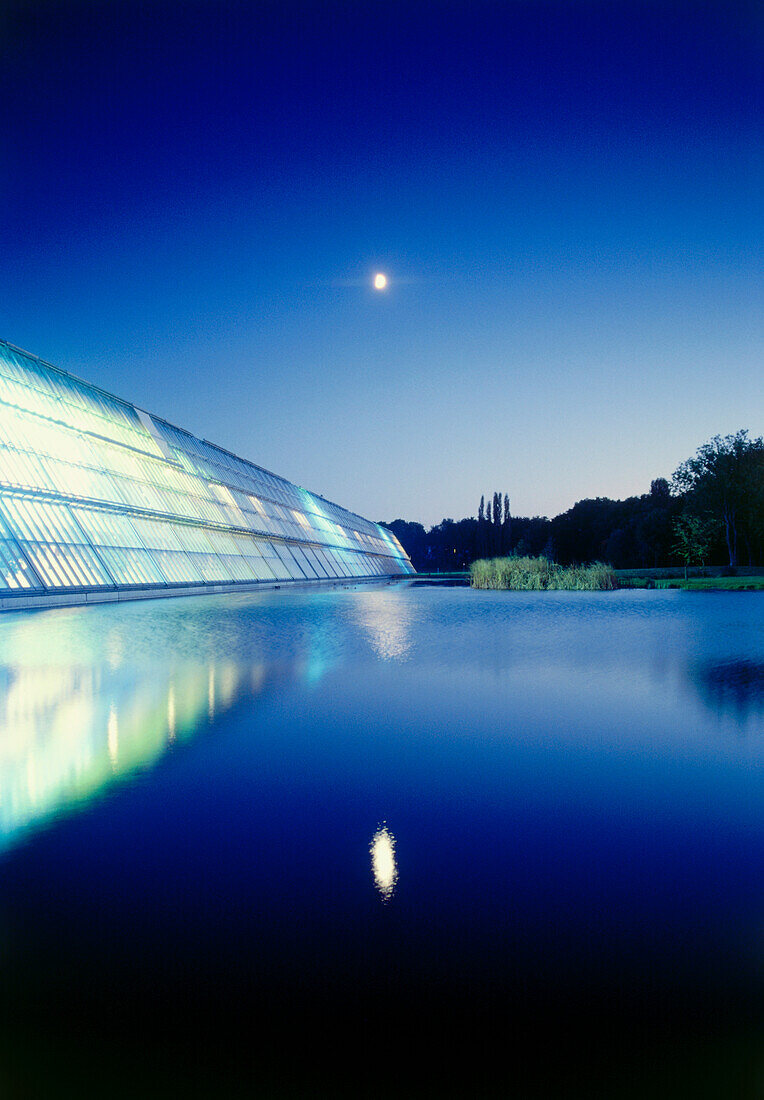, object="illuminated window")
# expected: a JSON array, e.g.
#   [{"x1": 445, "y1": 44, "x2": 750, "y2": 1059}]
[{"x1": 0, "y1": 340, "x2": 414, "y2": 597}]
